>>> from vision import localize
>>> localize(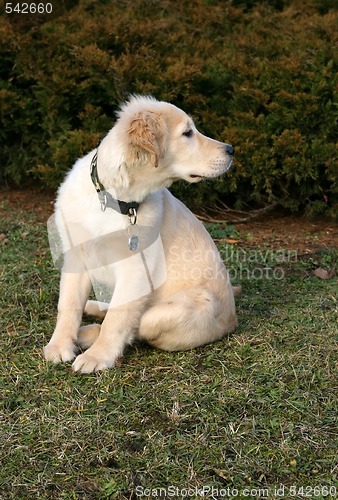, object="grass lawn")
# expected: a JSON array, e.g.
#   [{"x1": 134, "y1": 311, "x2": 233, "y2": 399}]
[{"x1": 1, "y1": 190, "x2": 337, "y2": 499}]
